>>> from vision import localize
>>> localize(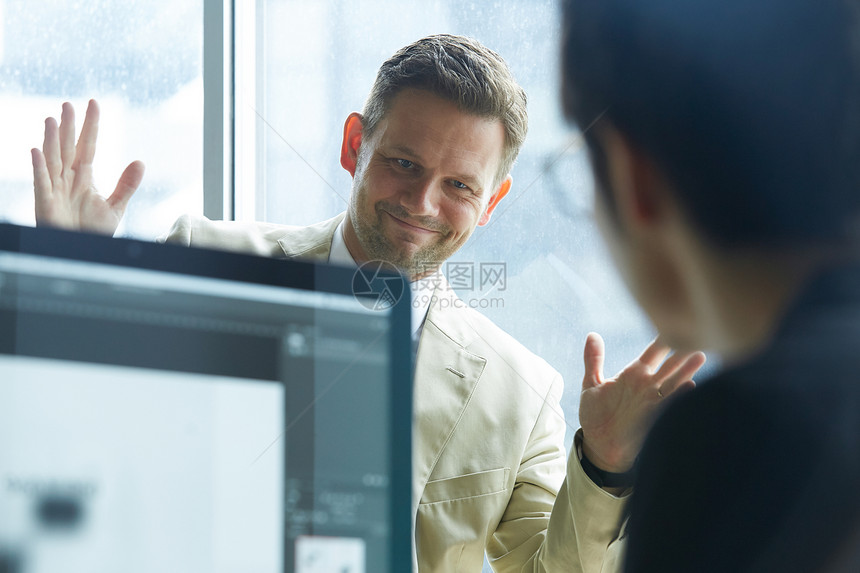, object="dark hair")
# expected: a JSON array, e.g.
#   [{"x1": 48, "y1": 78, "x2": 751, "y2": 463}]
[
  {"x1": 362, "y1": 34, "x2": 528, "y2": 187},
  {"x1": 562, "y1": 0, "x2": 860, "y2": 249}
]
